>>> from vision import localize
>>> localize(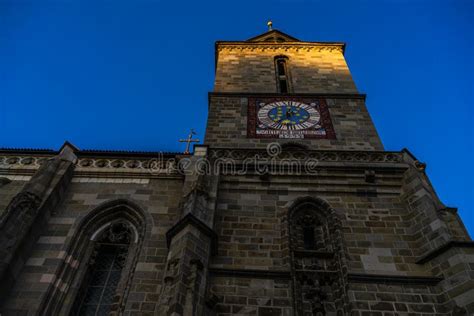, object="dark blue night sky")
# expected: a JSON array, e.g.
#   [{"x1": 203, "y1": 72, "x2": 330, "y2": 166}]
[{"x1": 1, "y1": 0, "x2": 473, "y2": 233}]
